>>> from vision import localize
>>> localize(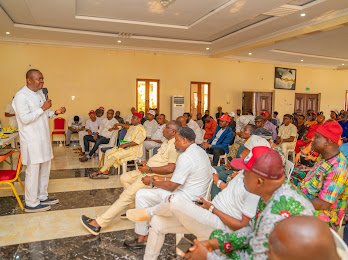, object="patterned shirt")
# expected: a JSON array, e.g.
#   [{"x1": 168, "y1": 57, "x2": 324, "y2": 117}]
[
  {"x1": 209, "y1": 181, "x2": 314, "y2": 259},
  {"x1": 300, "y1": 152, "x2": 348, "y2": 229}
]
